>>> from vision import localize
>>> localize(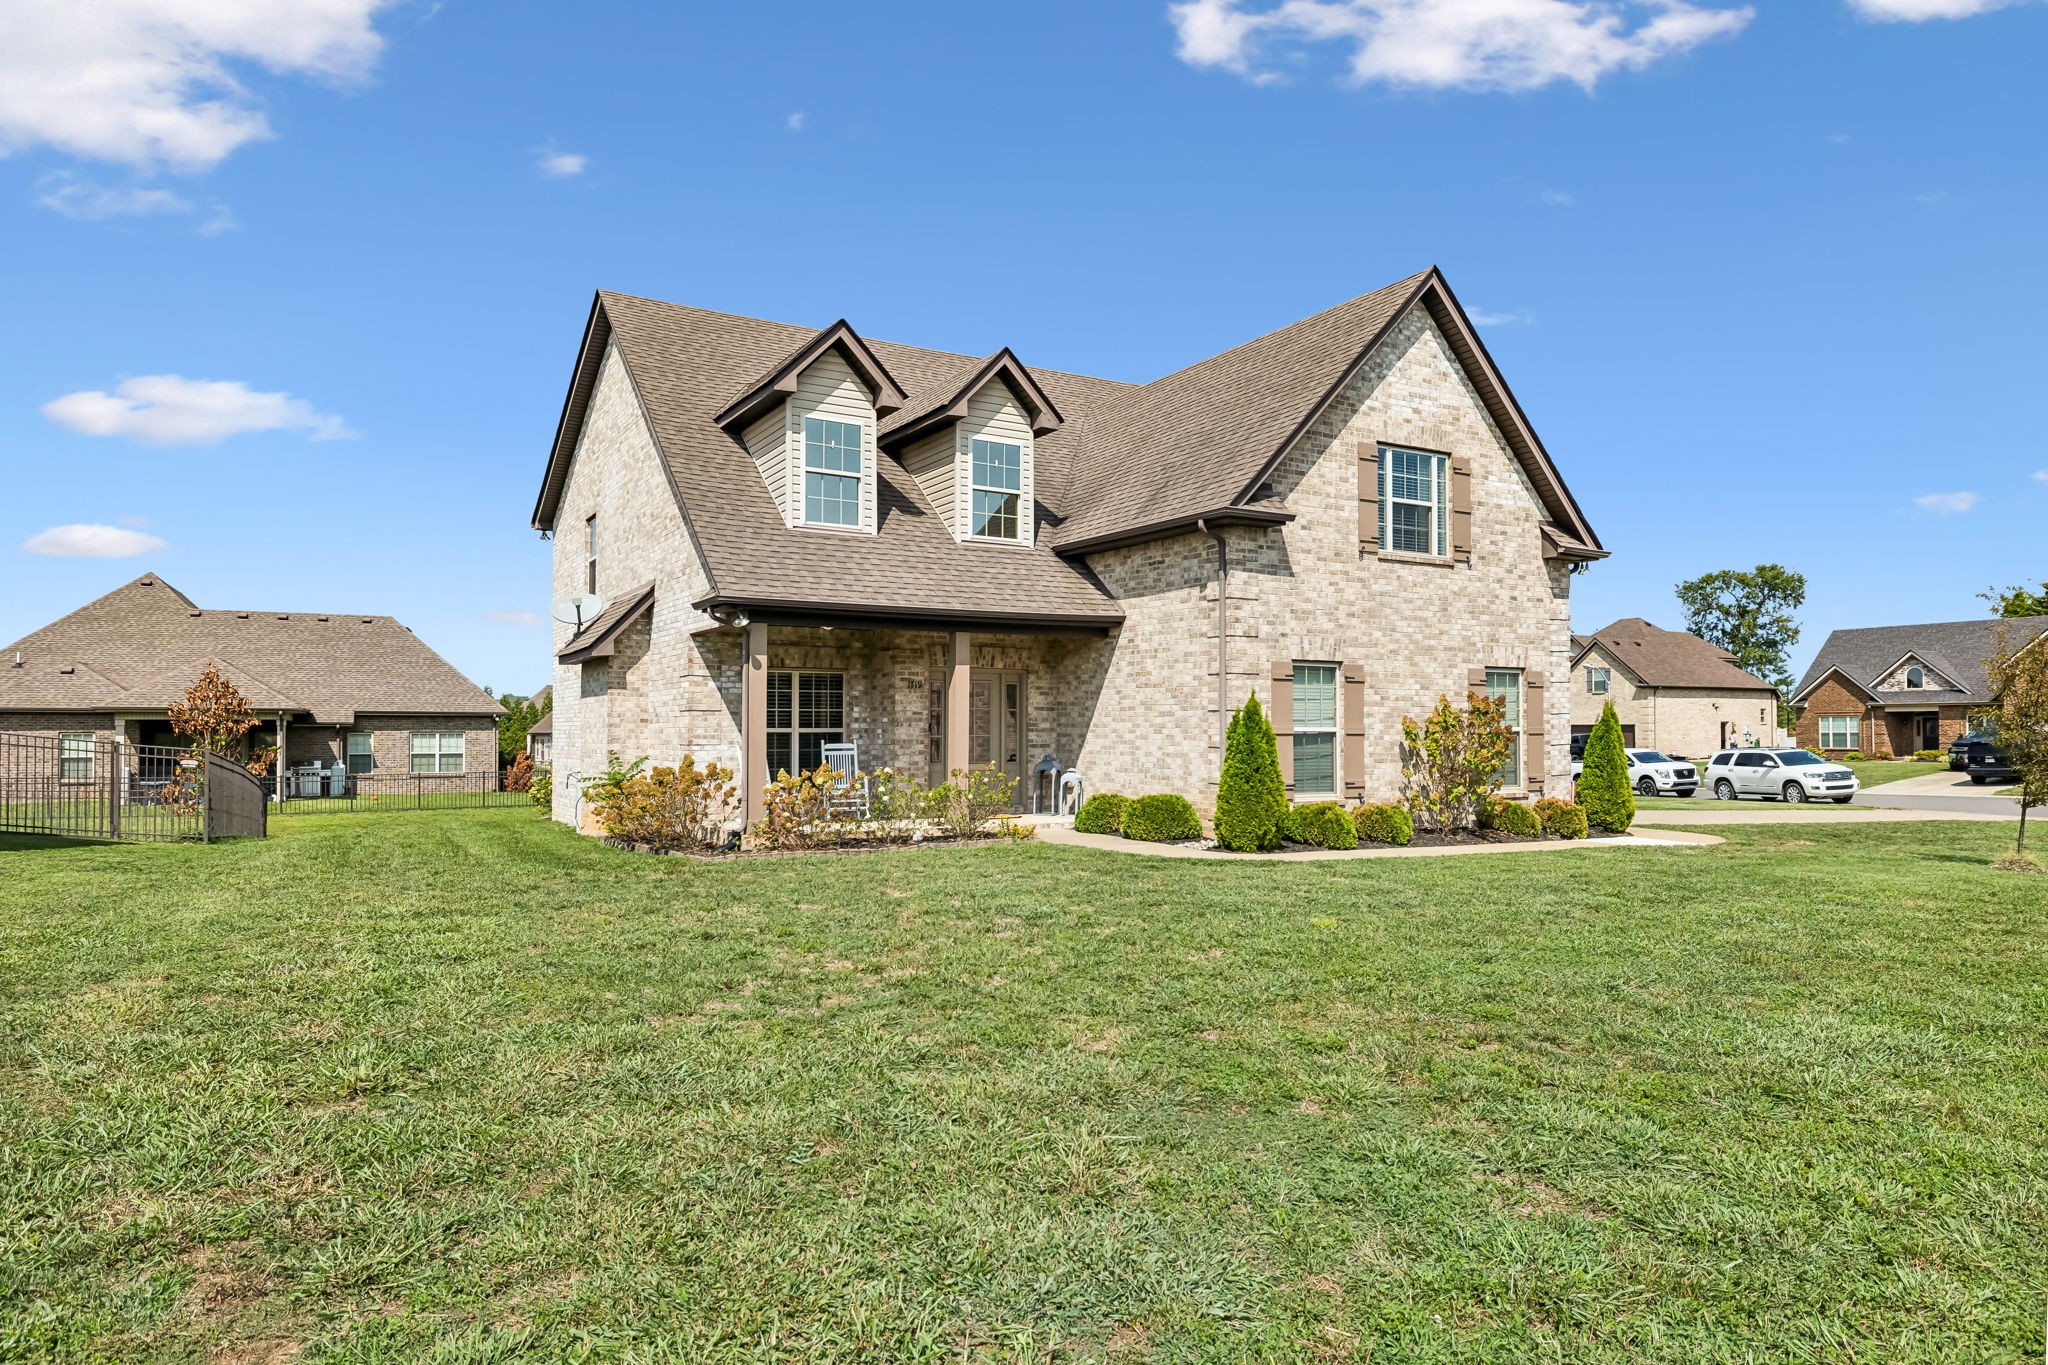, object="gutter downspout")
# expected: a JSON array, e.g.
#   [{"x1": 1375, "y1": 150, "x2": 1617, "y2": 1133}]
[{"x1": 1199, "y1": 518, "x2": 1230, "y2": 762}]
